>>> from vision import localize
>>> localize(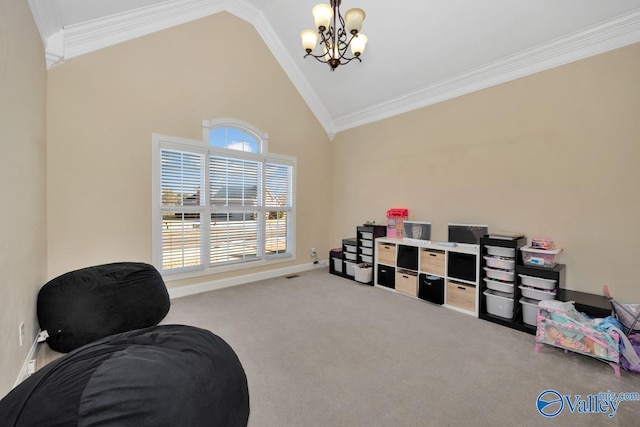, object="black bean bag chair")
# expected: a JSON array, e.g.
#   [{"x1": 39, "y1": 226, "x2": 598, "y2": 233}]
[
  {"x1": 0, "y1": 325, "x2": 250, "y2": 427},
  {"x1": 37, "y1": 262, "x2": 170, "y2": 353}
]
